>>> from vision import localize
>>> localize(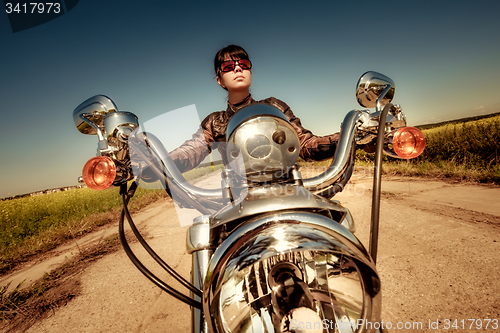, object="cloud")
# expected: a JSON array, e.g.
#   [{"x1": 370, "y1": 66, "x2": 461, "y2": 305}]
[
  {"x1": 421, "y1": 116, "x2": 442, "y2": 125},
  {"x1": 473, "y1": 106, "x2": 486, "y2": 113}
]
